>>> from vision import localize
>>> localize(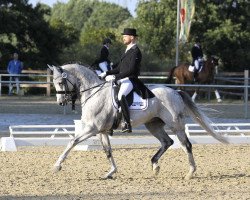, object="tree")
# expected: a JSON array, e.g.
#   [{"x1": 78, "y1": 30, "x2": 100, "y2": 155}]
[
  {"x1": 131, "y1": 0, "x2": 177, "y2": 71},
  {"x1": 51, "y1": 0, "x2": 131, "y2": 65},
  {"x1": 131, "y1": 0, "x2": 250, "y2": 71},
  {"x1": 0, "y1": 0, "x2": 78, "y2": 69},
  {"x1": 190, "y1": 0, "x2": 250, "y2": 71}
]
